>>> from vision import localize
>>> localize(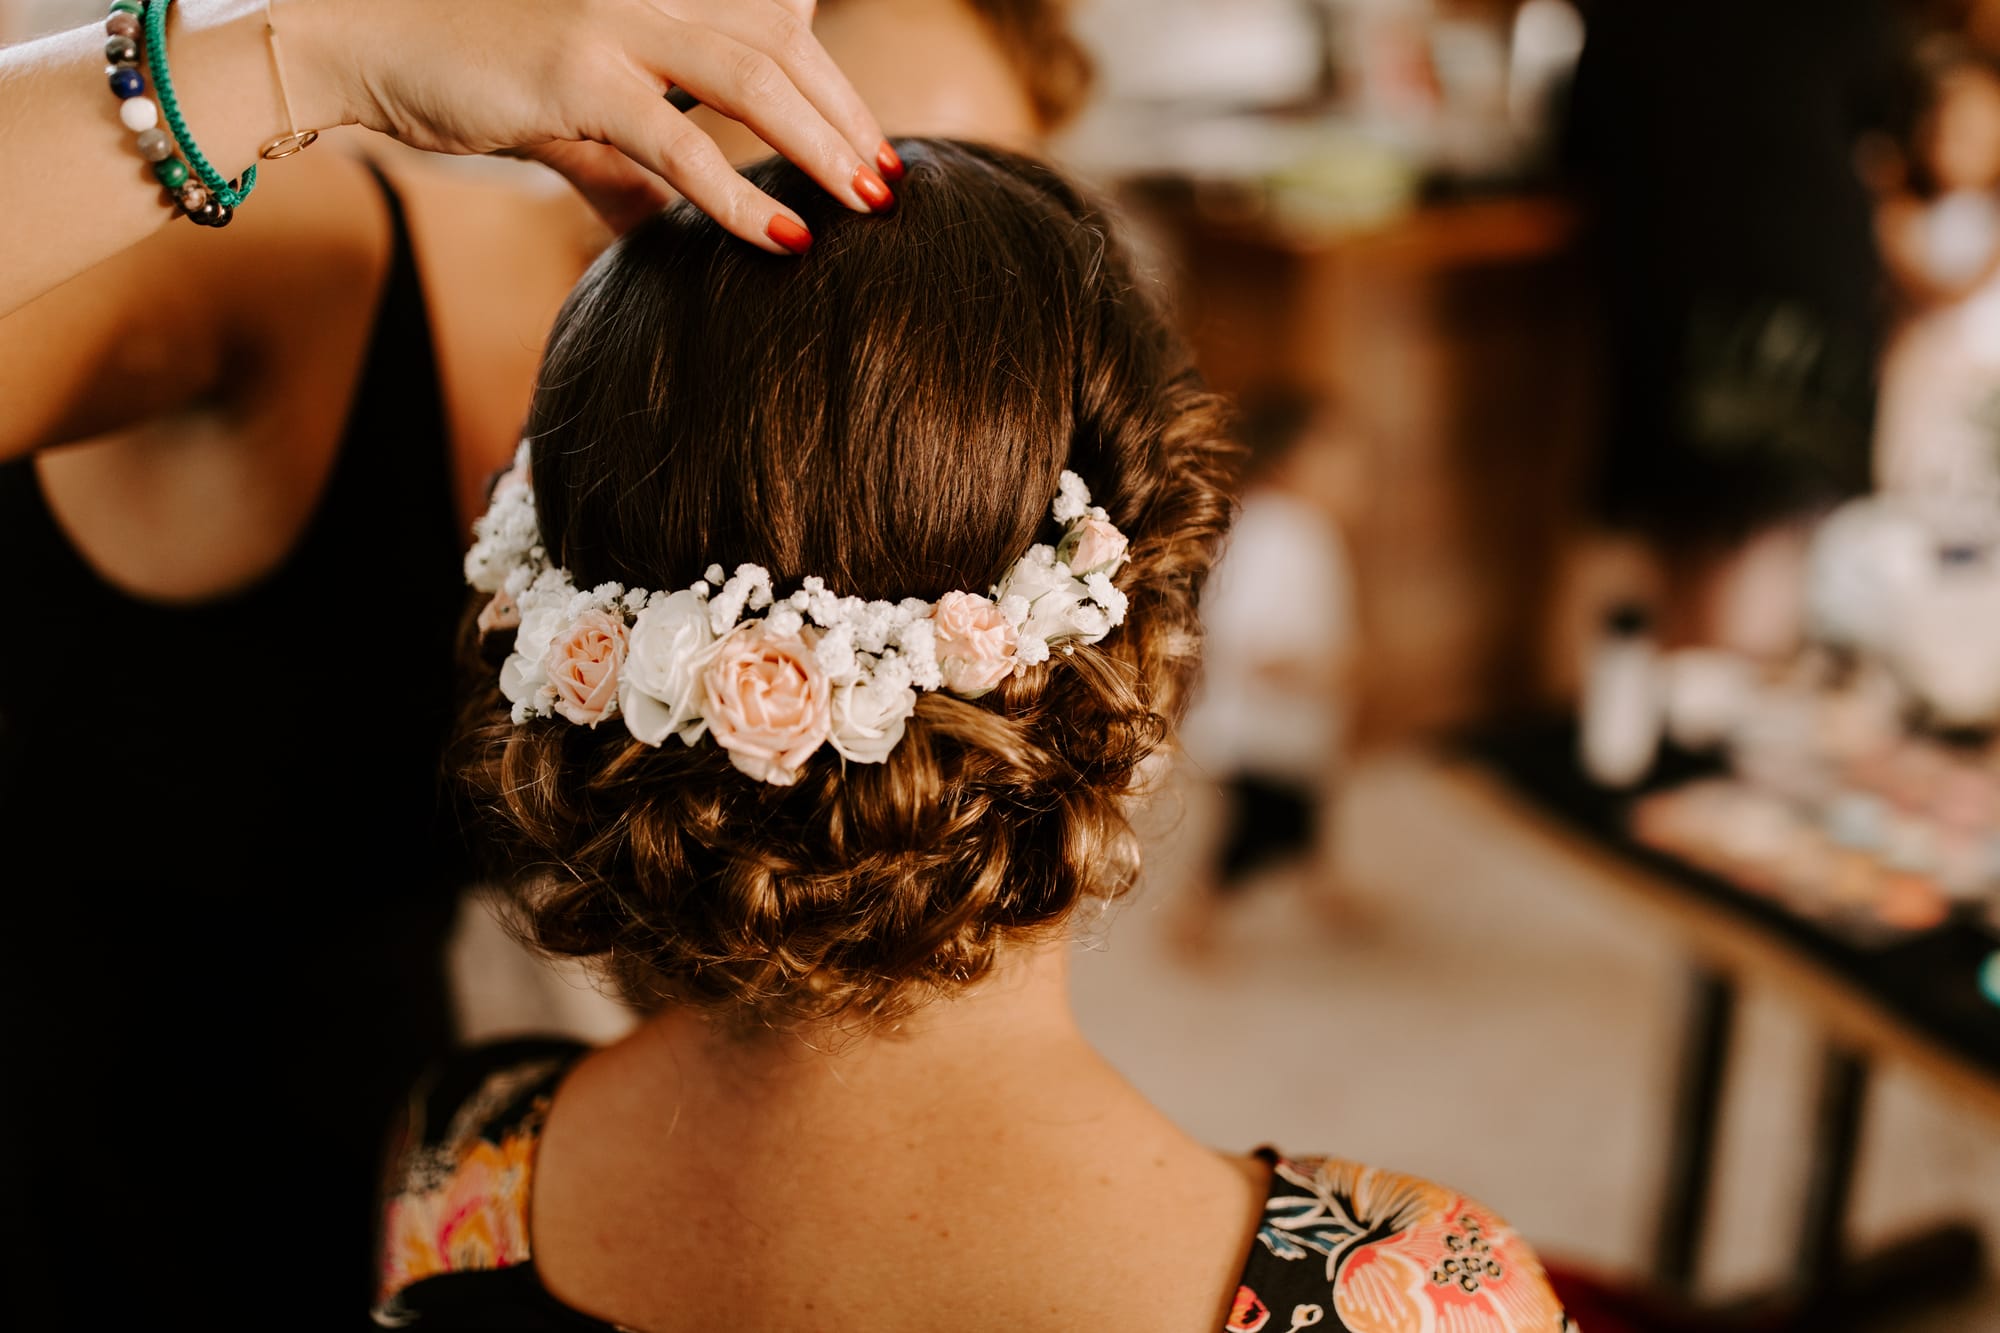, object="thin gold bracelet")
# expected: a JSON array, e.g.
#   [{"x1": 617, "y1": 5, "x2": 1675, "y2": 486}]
[{"x1": 259, "y1": 0, "x2": 321, "y2": 160}]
